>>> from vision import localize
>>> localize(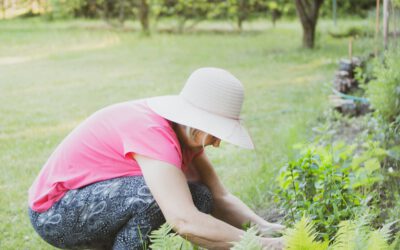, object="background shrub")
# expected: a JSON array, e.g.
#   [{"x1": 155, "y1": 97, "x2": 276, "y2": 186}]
[
  {"x1": 276, "y1": 142, "x2": 386, "y2": 240},
  {"x1": 366, "y1": 49, "x2": 400, "y2": 126}
]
